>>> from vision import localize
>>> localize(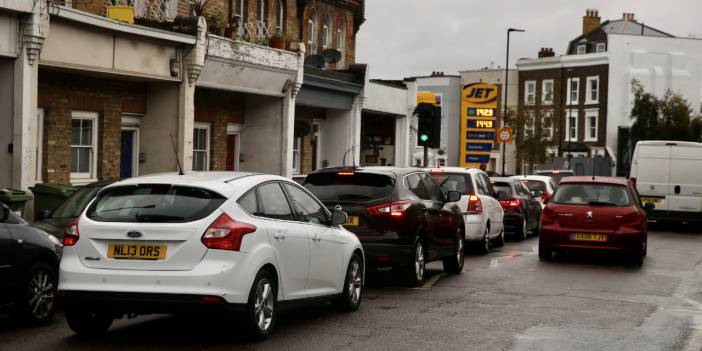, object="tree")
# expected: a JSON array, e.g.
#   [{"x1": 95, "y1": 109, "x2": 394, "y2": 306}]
[
  {"x1": 509, "y1": 108, "x2": 552, "y2": 173},
  {"x1": 630, "y1": 79, "x2": 702, "y2": 145}
]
